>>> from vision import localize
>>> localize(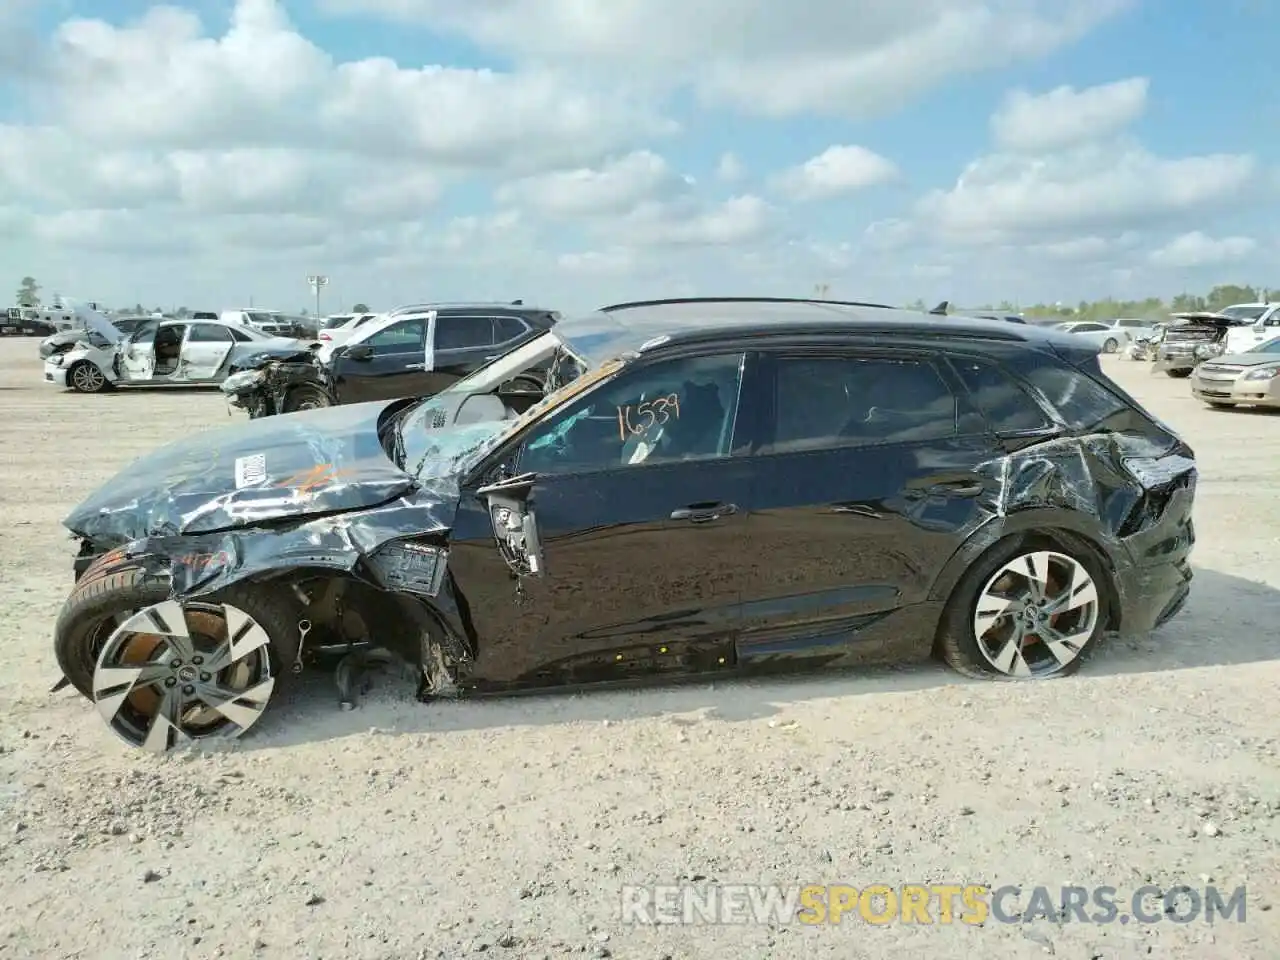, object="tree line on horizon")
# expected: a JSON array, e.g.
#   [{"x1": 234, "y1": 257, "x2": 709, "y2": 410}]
[{"x1": 905, "y1": 284, "x2": 1280, "y2": 323}]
